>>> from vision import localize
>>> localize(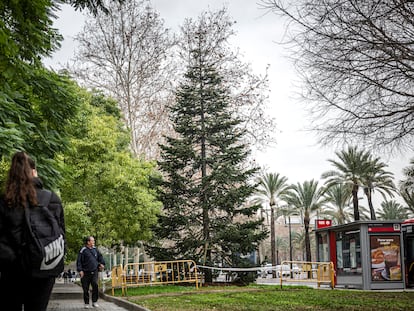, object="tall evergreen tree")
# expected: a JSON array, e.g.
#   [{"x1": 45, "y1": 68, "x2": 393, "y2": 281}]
[{"x1": 148, "y1": 30, "x2": 265, "y2": 283}]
